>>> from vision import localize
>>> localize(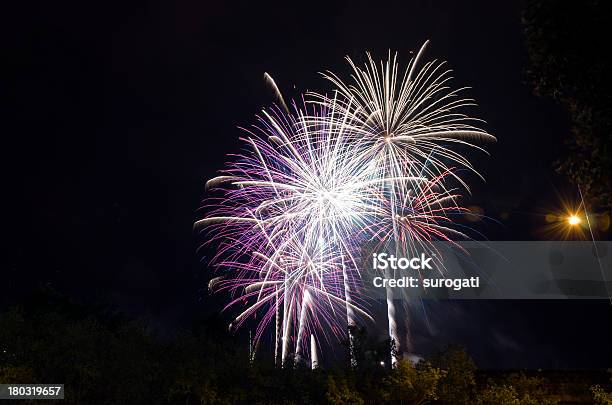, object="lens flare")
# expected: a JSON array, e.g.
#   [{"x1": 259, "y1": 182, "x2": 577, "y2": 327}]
[{"x1": 567, "y1": 214, "x2": 582, "y2": 226}]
